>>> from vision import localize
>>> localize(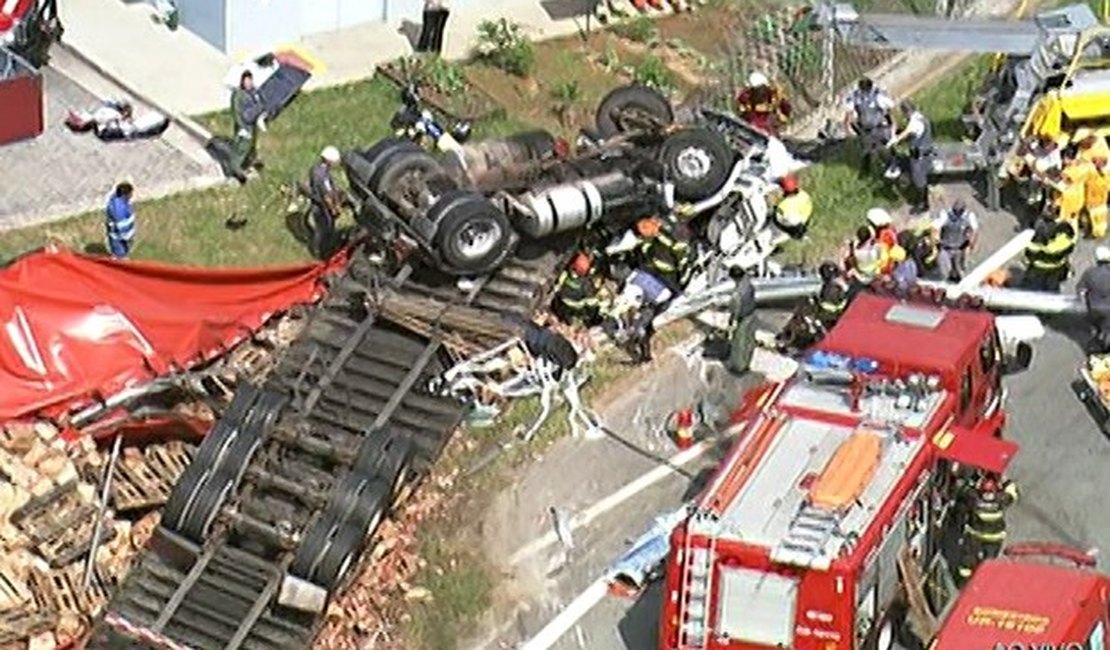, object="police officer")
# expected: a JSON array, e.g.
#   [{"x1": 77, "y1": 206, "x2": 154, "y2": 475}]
[
  {"x1": 552, "y1": 253, "x2": 606, "y2": 326},
  {"x1": 637, "y1": 217, "x2": 692, "y2": 292},
  {"x1": 726, "y1": 265, "x2": 757, "y2": 375},
  {"x1": 1024, "y1": 220, "x2": 1076, "y2": 292},
  {"x1": 228, "y1": 71, "x2": 267, "y2": 183},
  {"x1": 887, "y1": 100, "x2": 936, "y2": 214},
  {"x1": 735, "y1": 71, "x2": 792, "y2": 136},
  {"x1": 956, "y1": 475, "x2": 1018, "y2": 586},
  {"x1": 772, "y1": 175, "x2": 813, "y2": 239},
  {"x1": 308, "y1": 146, "x2": 346, "y2": 258},
  {"x1": 932, "y1": 198, "x2": 979, "y2": 282},
  {"x1": 1078, "y1": 246, "x2": 1110, "y2": 352},
  {"x1": 843, "y1": 77, "x2": 895, "y2": 177}
]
